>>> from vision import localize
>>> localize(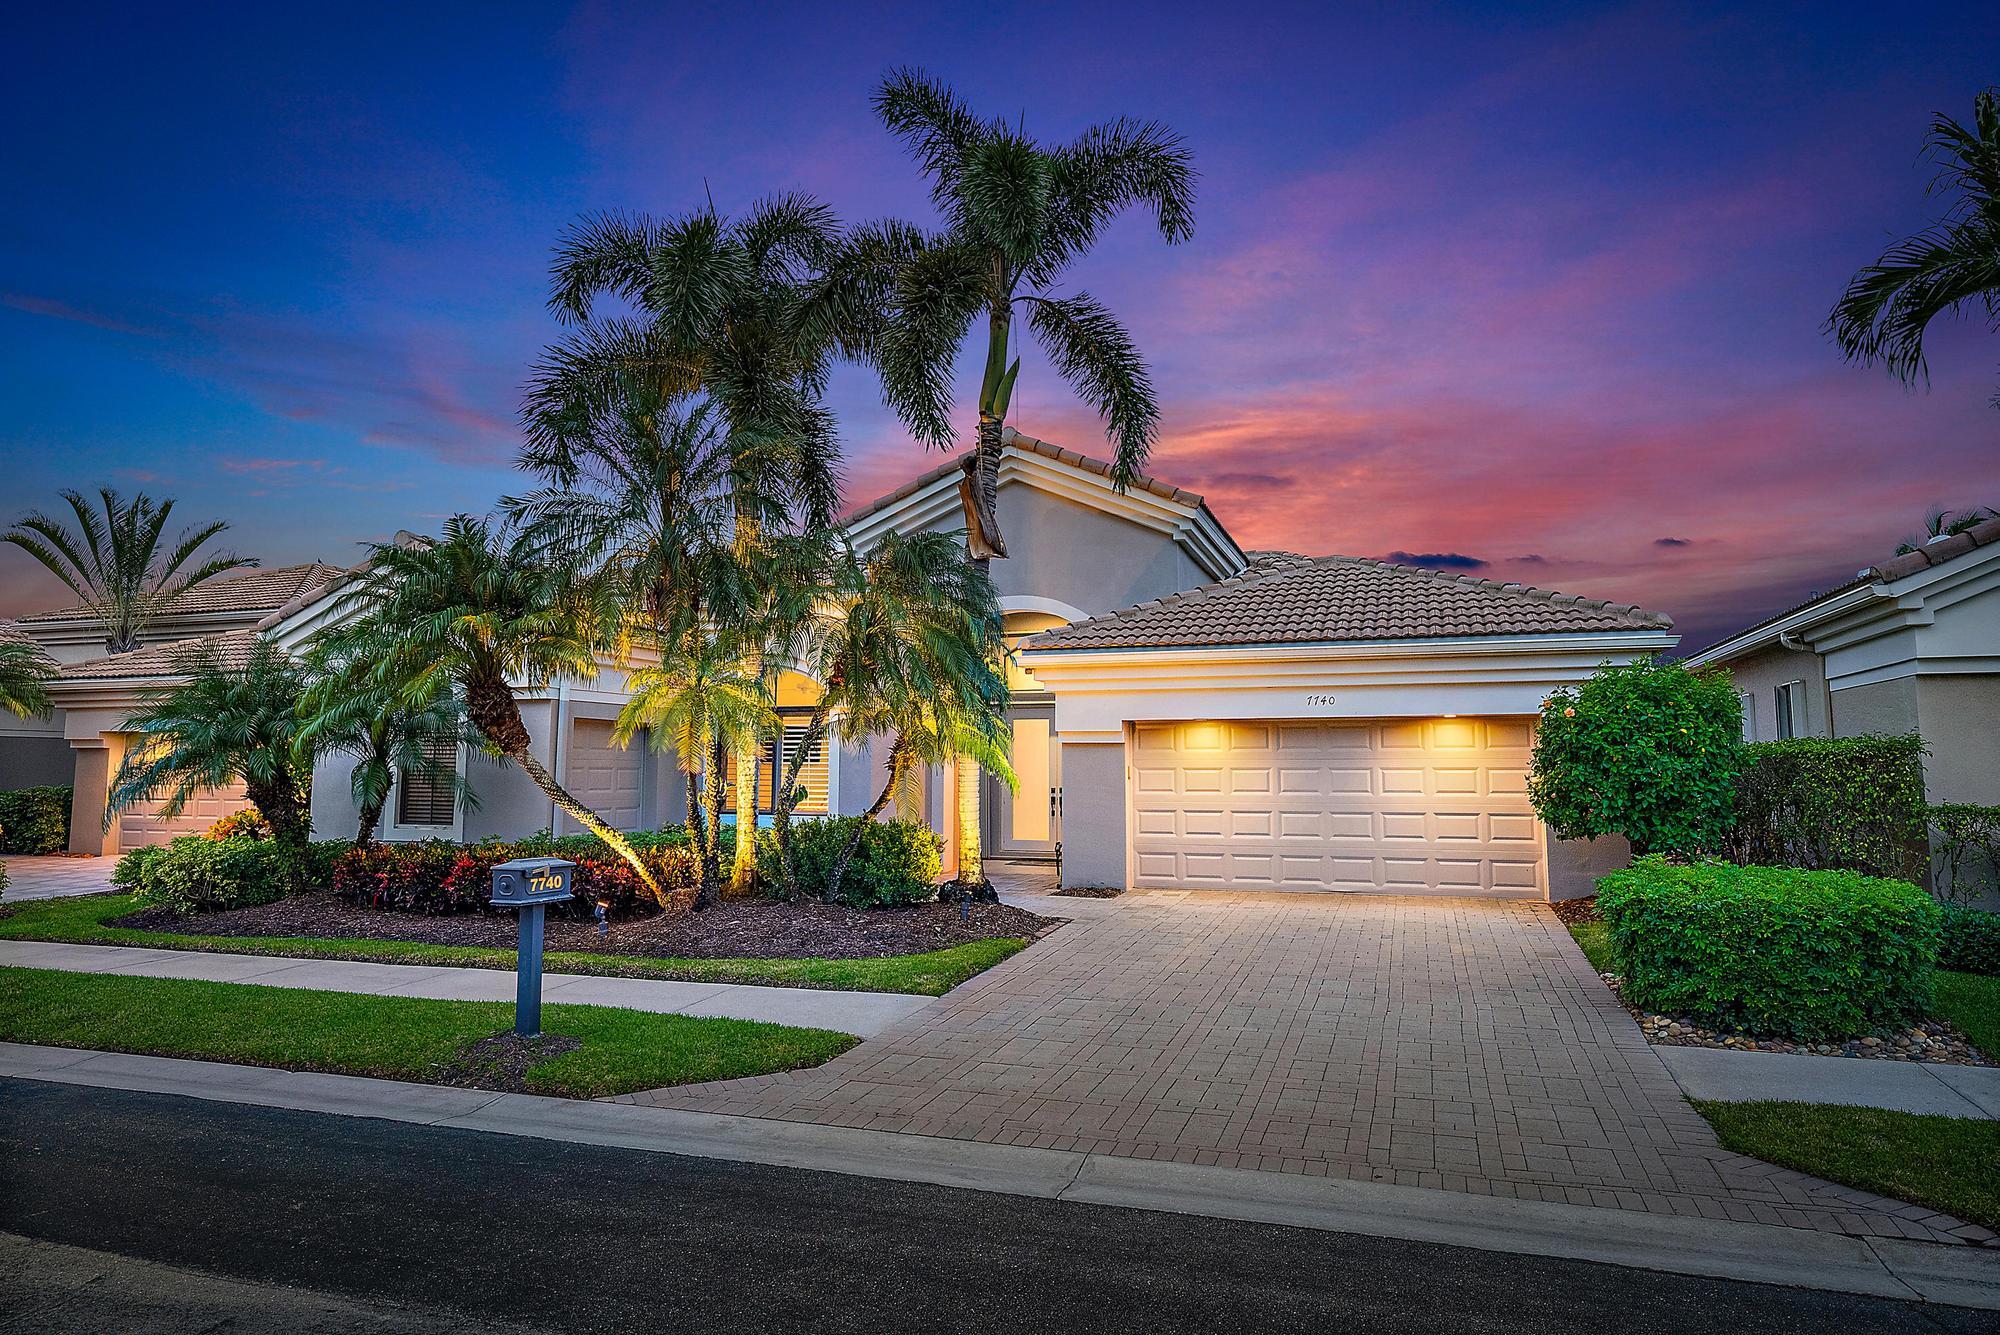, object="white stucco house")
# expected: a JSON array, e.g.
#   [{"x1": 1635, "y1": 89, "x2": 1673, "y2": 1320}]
[{"x1": 1, "y1": 428, "x2": 1677, "y2": 899}]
